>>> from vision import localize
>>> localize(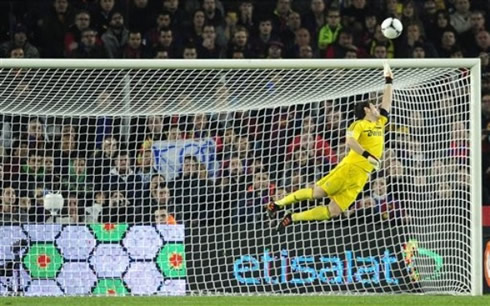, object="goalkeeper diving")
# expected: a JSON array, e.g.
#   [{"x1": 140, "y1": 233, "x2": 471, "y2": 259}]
[{"x1": 266, "y1": 63, "x2": 393, "y2": 232}]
